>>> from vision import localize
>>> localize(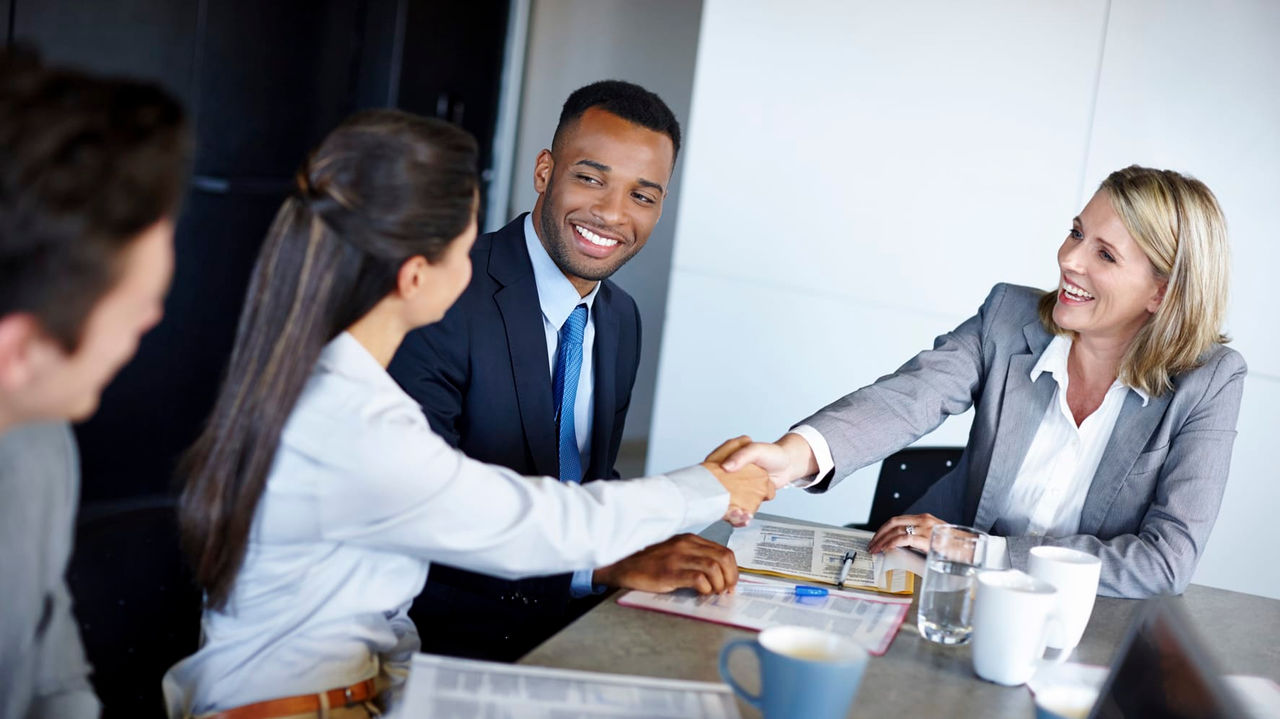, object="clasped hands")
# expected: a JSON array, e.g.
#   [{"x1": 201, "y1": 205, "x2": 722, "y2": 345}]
[
  {"x1": 713, "y1": 434, "x2": 947, "y2": 554},
  {"x1": 589, "y1": 436, "x2": 772, "y2": 597},
  {"x1": 599, "y1": 435, "x2": 942, "y2": 597}
]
